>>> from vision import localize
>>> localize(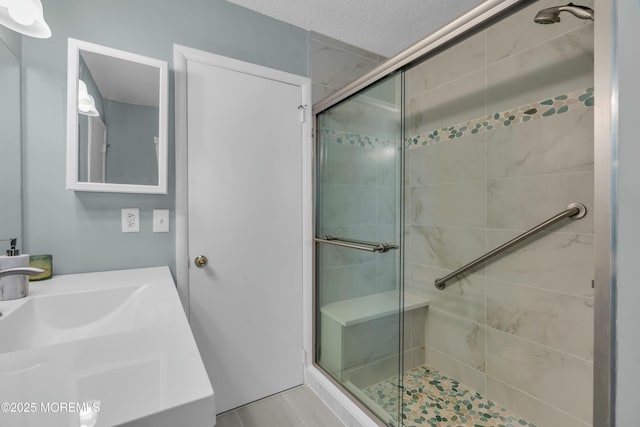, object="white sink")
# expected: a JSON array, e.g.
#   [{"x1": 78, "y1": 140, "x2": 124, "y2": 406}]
[
  {"x1": 0, "y1": 267, "x2": 214, "y2": 427},
  {"x1": 0, "y1": 285, "x2": 153, "y2": 352}
]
